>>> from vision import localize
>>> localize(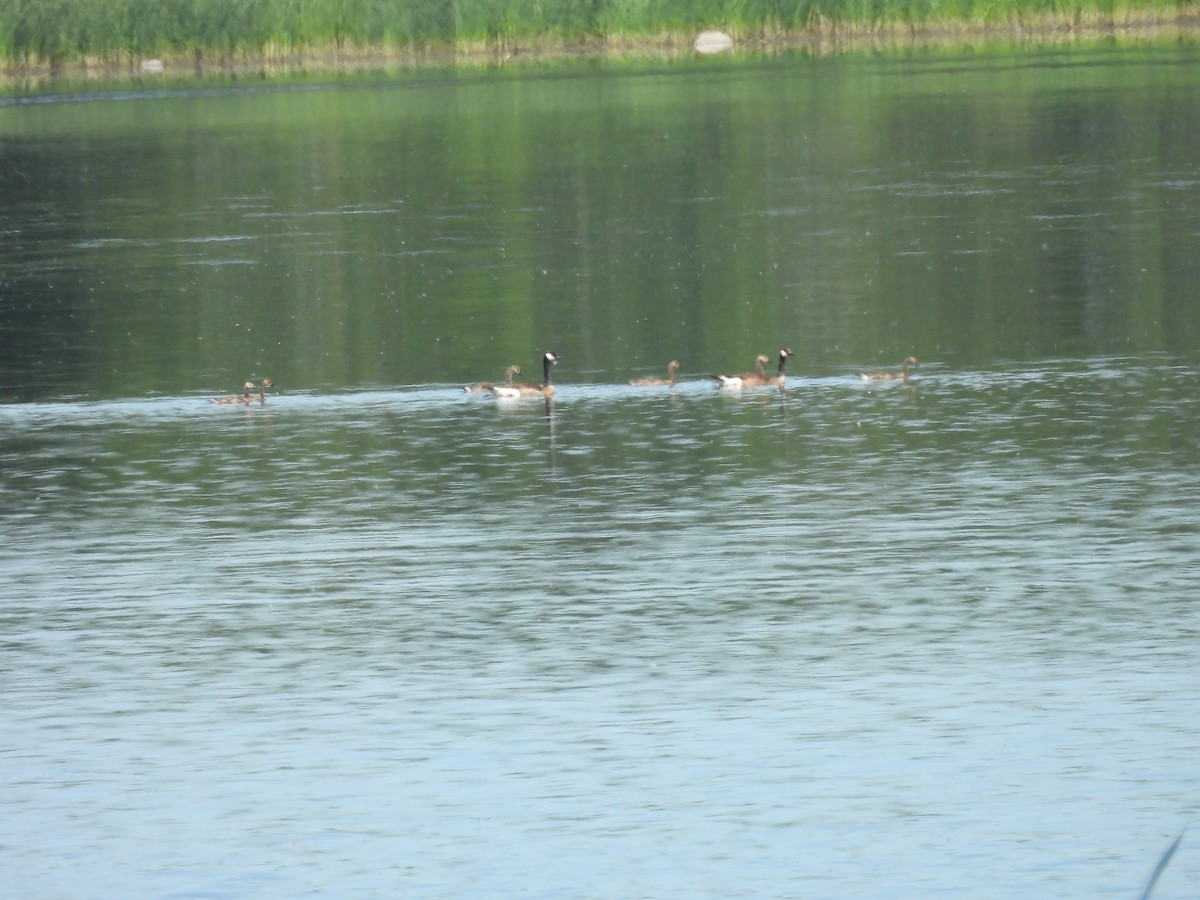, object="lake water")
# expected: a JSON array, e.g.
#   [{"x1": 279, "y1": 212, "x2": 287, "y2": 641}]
[{"x1": 2, "y1": 41, "x2": 1199, "y2": 898}]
